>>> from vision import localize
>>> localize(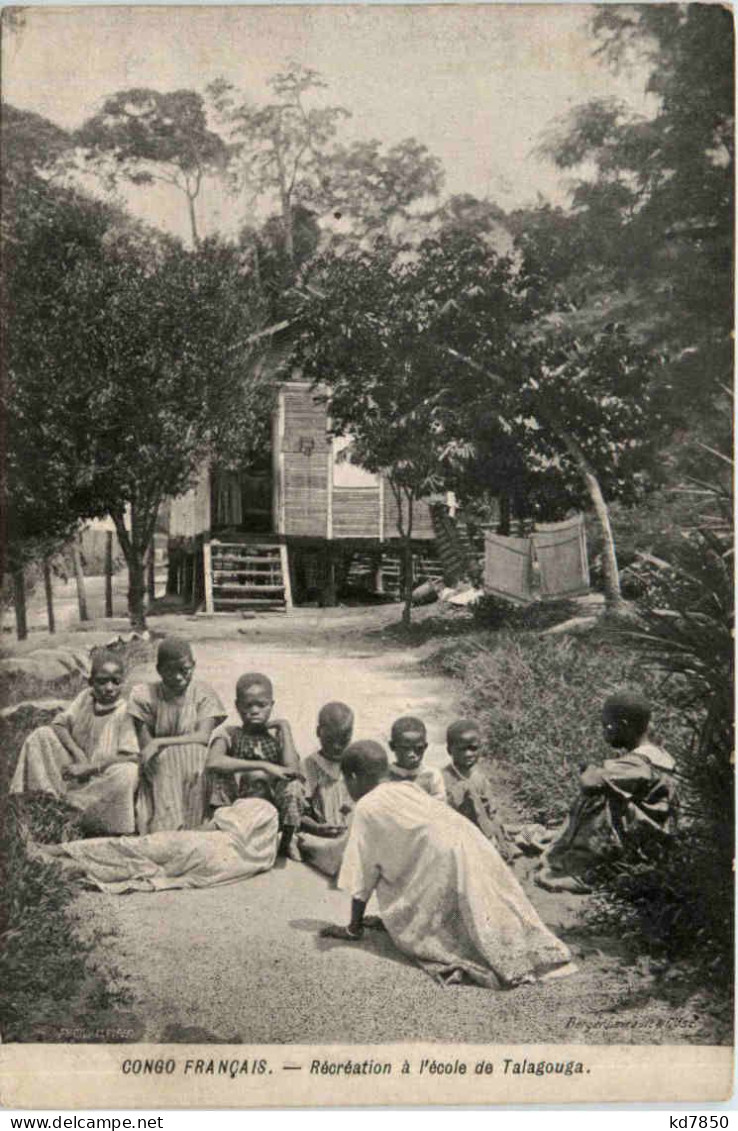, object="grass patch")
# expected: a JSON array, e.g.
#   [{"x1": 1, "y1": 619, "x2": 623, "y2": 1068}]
[
  {"x1": 434, "y1": 629, "x2": 688, "y2": 823},
  {"x1": 1, "y1": 795, "x2": 132, "y2": 1041}
]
